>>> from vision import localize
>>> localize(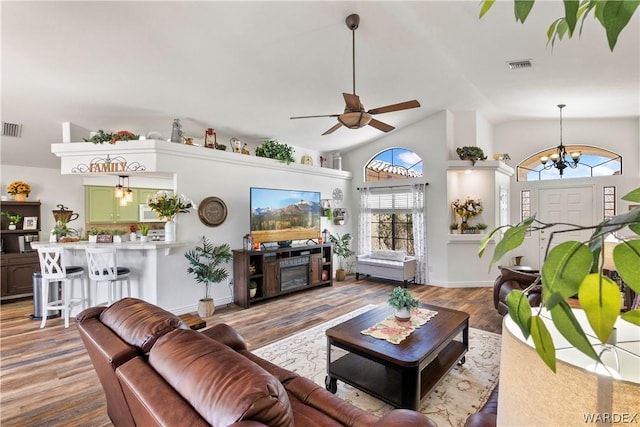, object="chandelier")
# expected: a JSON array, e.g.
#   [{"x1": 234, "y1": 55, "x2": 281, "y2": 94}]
[
  {"x1": 539, "y1": 104, "x2": 581, "y2": 176},
  {"x1": 114, "y1": 175, "x2": 133, "y2": 206}
]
